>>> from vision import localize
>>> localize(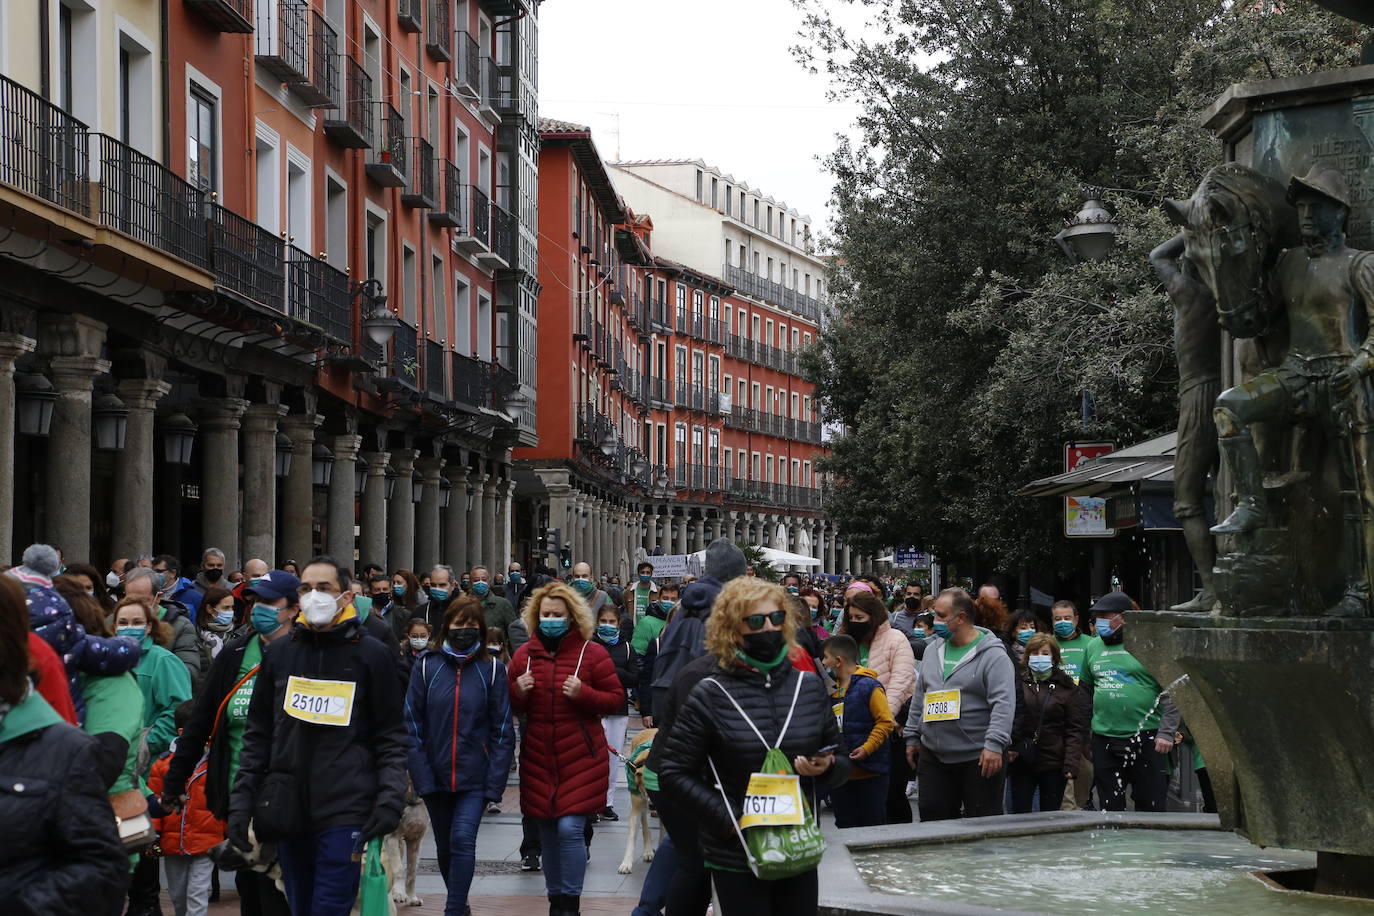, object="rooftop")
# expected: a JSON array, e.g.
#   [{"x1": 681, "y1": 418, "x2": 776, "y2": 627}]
[
  {"x1": 540, "y1": 117, "x2": 627, "y2": 224},
  {"x1": 612, "y1": 158, "x2": 812, "y2": 223}
]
